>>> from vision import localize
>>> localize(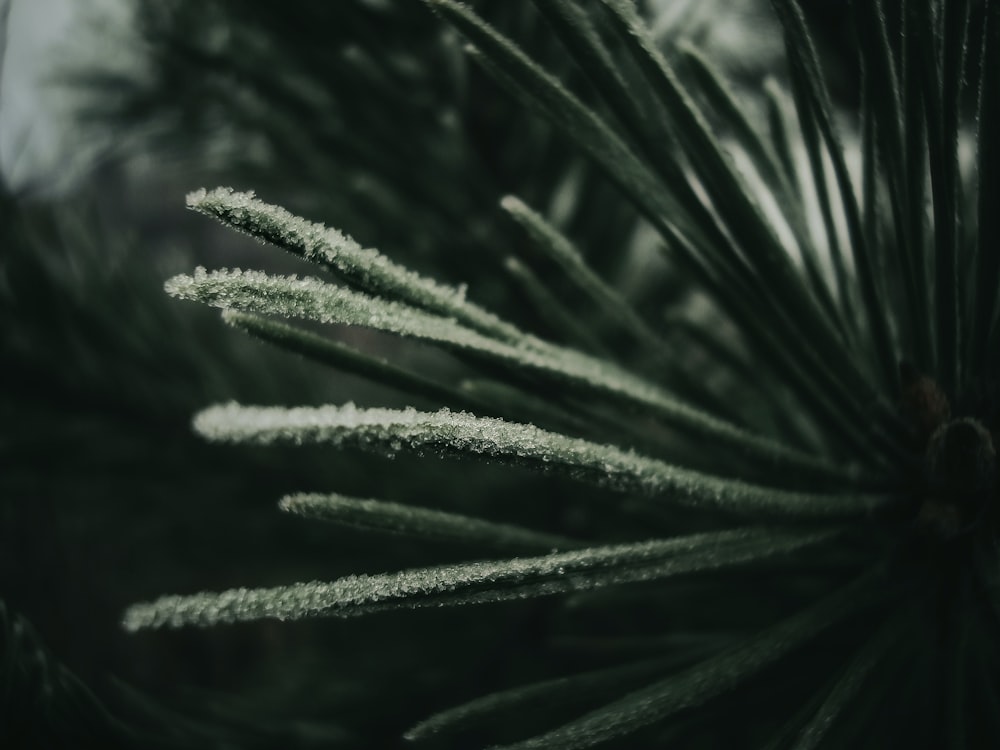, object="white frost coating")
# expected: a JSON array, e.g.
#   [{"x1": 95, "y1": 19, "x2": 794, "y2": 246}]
[
  {"x1": 194, "y1": 402, "x2": 887, "y2": 518},
  {"x1": 165, "y1": 267, "x2": 849, "y2": 477},
  {"x1": 122, "y1": 526, "x2": 836, "y2": 631},
  {"x1": 185, "y1": 187, "x2": 524, "y2": 343}
]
